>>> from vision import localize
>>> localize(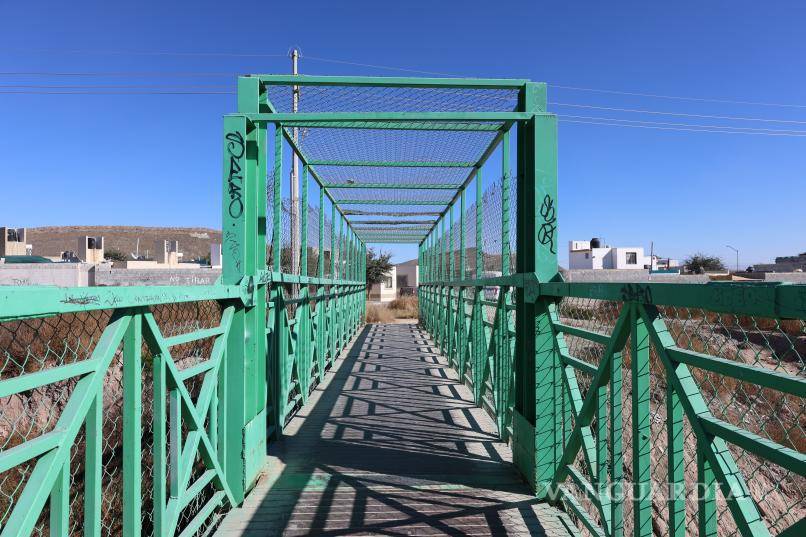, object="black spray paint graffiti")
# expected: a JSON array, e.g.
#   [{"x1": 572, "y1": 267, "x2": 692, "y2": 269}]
[
  {"x1": 620, "y1": 283, "x2": 652, "y2": 303},
  {"x1": 538, "y1": 194, "x2": 557, "y2": 254},
  {"x1": 224, "y1": 230, "x2": 242, "y2": 273},
  {"x1": 225, "y1": 131, "x2": 245, "y2": 219}
]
